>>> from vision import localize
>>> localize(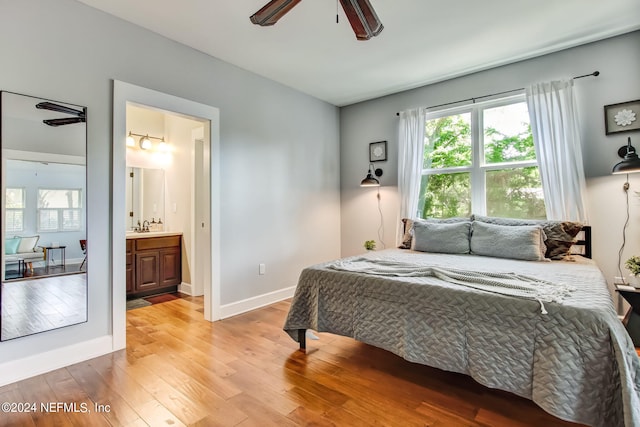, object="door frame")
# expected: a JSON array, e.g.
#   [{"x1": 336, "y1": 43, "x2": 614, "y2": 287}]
[{"x1": 112, "y1": 81, "x2": 221, "y2": 350}]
